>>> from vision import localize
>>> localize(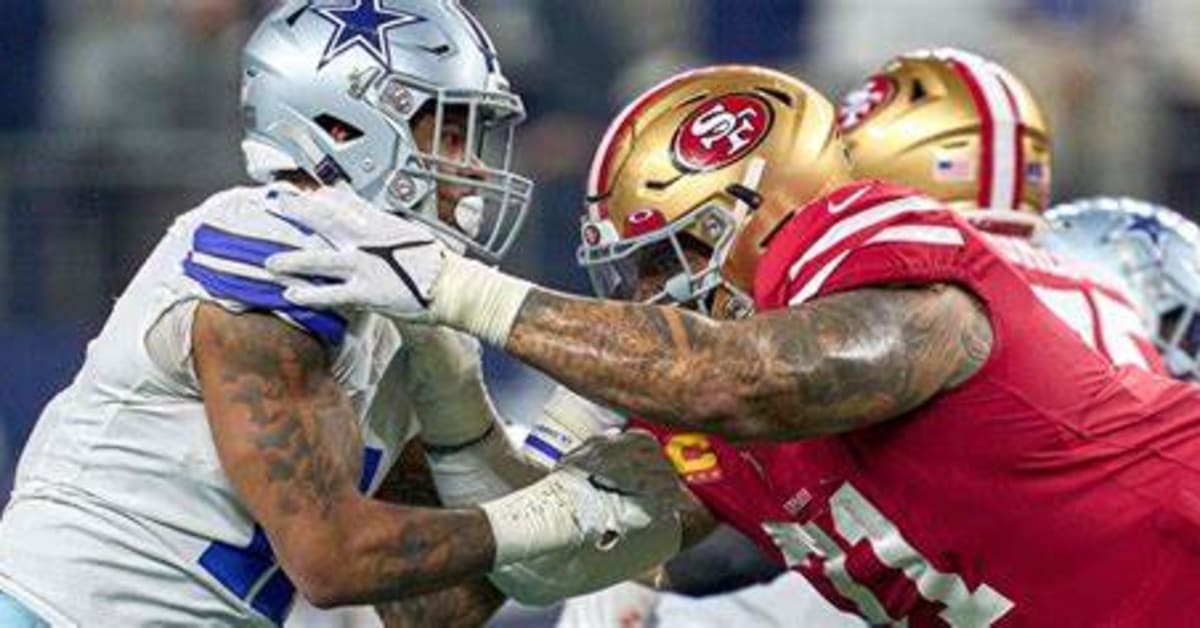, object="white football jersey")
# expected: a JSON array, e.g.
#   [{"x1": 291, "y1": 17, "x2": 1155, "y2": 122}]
[{"x1": 0, "y1": 184, "x2": 450, "y2": 626}]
